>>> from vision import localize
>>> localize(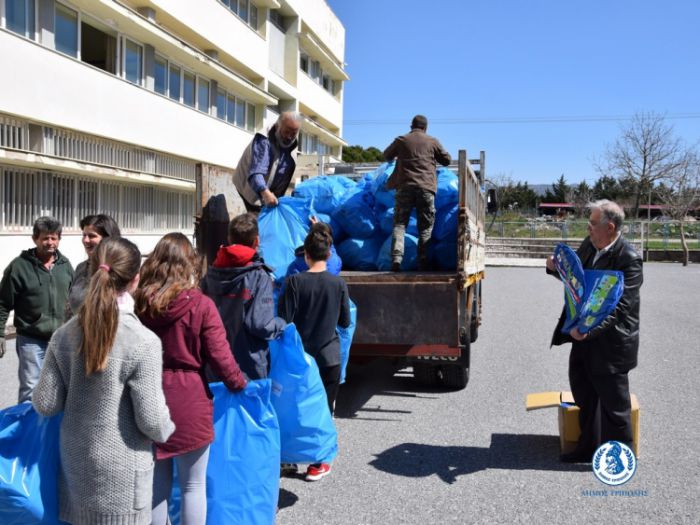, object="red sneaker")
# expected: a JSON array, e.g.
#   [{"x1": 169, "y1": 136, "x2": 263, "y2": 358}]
[{"x1": 305, "y1": 463, "x2": 331, "y2": 481}]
